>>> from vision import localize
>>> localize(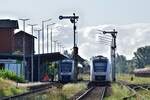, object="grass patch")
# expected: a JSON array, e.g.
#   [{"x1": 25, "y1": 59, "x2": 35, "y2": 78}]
[
  {"x1": 104, "y1": 83, "x2": 133, "y2": 100},
  {"x1": 62, "y1": 83, "x2": 87, "y2": 98},
  {"x1": 137, "y1": 90, "x2": 150, "y2": 99},
  {"x1": 0, "y1": 77, "x2": 27, "y2": 97},
  {"x1": 117, "y1": 74, "x2": 150, "y2": 84},
  {"x1": 27, "y1": 82, "x2": 87, "y2": 100},
  {"x1": 31, "y1": 88, "x2": 67, "y2": 100},
  {"x1": 78, "y1": 74, "x2": 90, "y2": 81}
]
